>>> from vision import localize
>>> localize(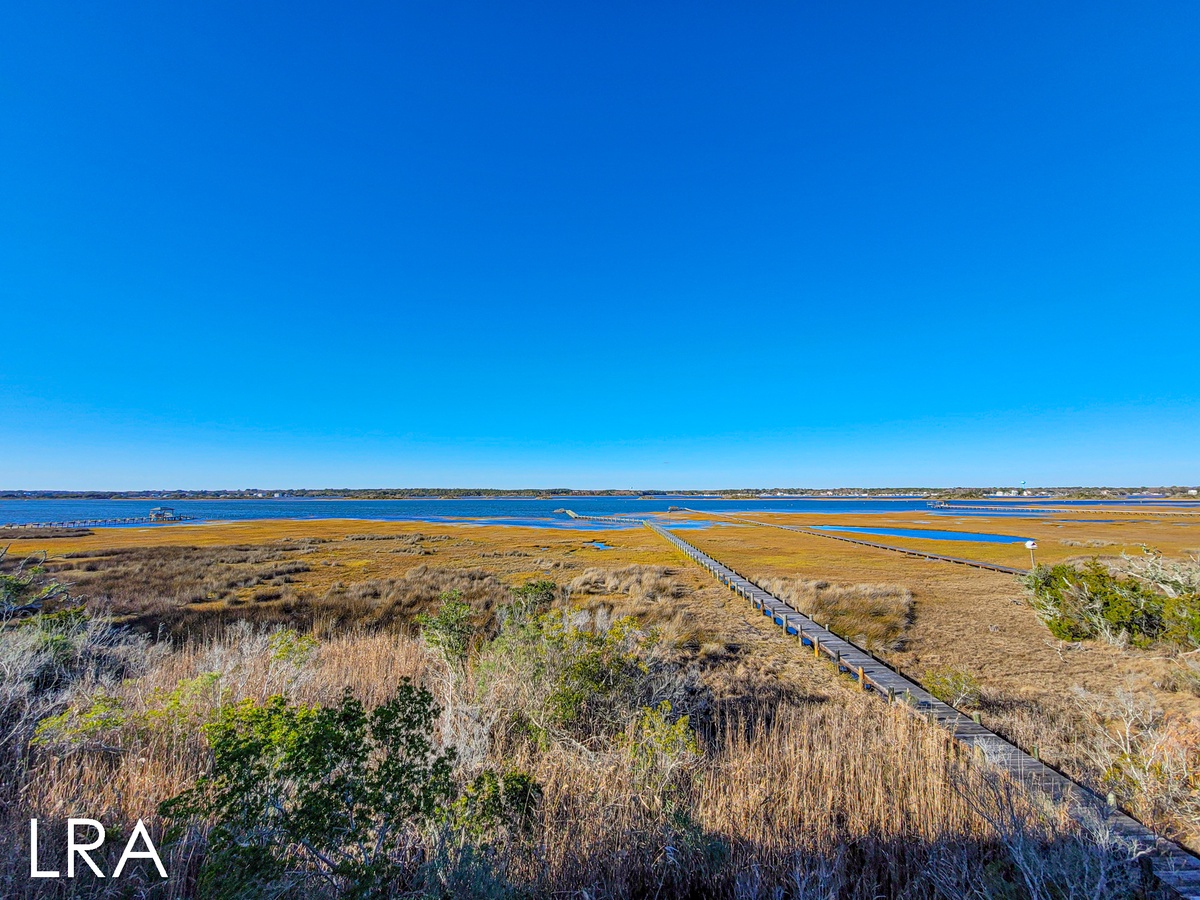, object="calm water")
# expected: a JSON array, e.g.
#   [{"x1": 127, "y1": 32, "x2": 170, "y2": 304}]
[
  {"x1": 0, "y1": 495, "x2": 1194, "y2": 530},
  {"x1": 809, "y1": 525, "x2": 1031, "y2": 543},
  {"x1": 0, "y1": 496, "x2": 933, "y2": 529}
]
